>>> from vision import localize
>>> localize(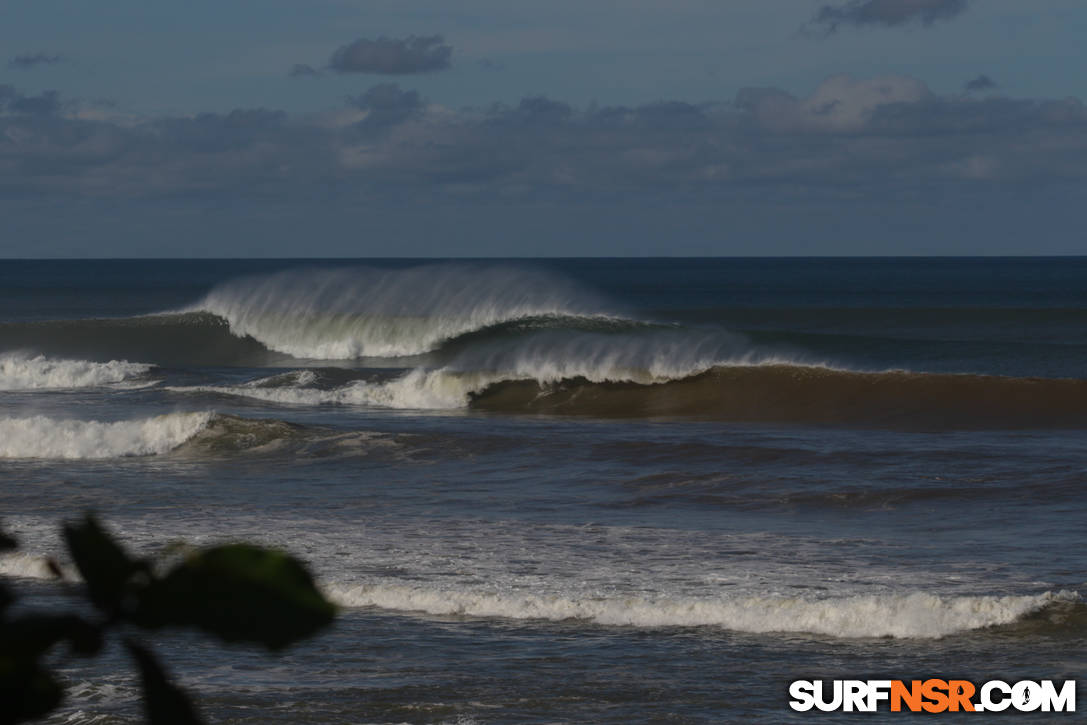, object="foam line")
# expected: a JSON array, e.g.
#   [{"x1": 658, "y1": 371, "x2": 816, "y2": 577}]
[
  {"x1": 0, "y1": 353, "x2": 151, "y2": 390},
  {"x1": 329, "y1": 584, "x2": 1079, "y2": 639},
  {"x1": 0, "y1": 412, "x2": 213, "y2": 459}
]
